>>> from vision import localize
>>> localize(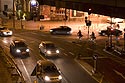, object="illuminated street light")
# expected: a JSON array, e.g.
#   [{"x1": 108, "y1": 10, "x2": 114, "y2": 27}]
[
  {"x1": 30, "y1": 0, "x2": 37, "y2": 6},
  {"x1": 30, "y1": 0, "x2": 39, "y2": 21}
]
